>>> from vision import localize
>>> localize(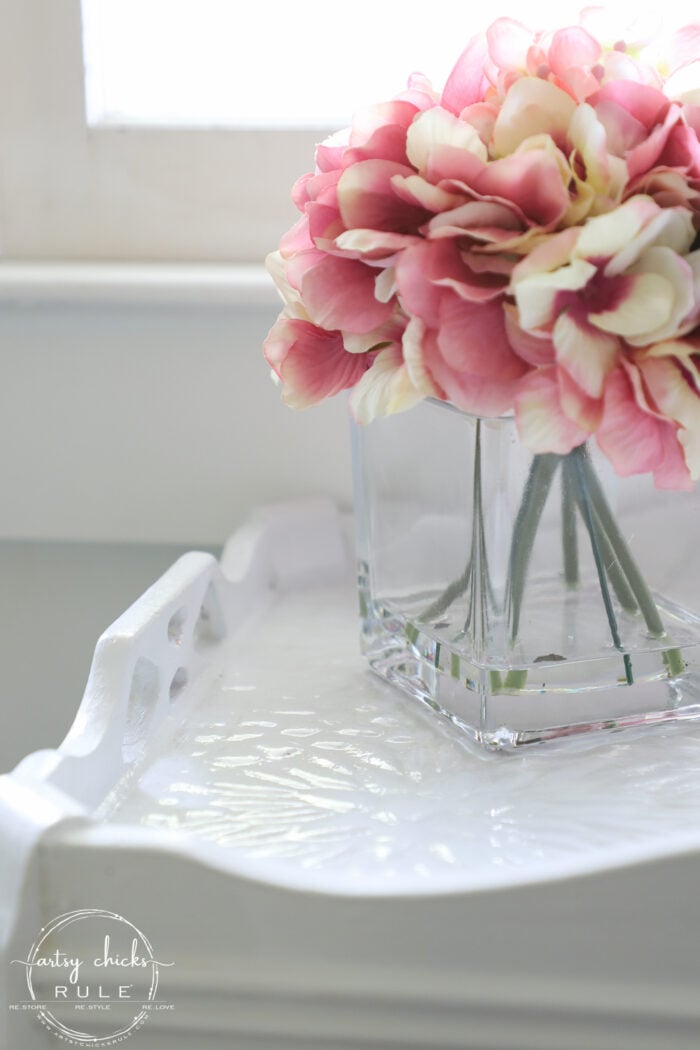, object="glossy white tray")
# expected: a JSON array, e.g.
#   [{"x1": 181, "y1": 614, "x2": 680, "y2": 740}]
[{"x1": 3, "y1": 497, "x2": 700, "y2": 1049}]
